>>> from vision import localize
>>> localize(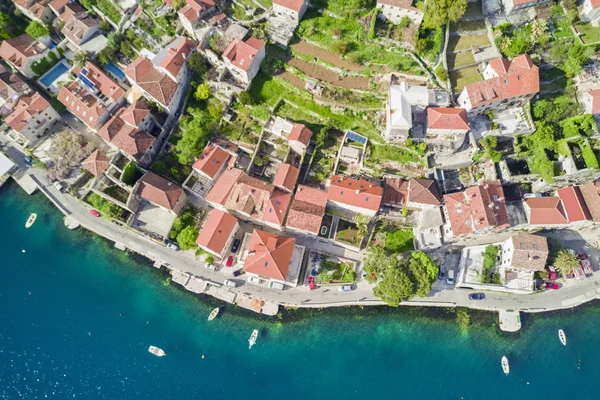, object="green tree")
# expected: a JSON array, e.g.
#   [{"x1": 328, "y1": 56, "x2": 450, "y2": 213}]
[
  {"x1": 176, "y1": 225, "x2": 199, "y2": 250},
  {"x1": 73, "y1": 51, "x2": 91, "y2": 67},
  {"x1": 25, "y1": 21, "x2": 49, "y2": 39},
  {"x1": 194, "y1": 83, "x2": 210, "y2": 100},
  {"x1": 121, "y1": 161, "x2": 137, "y2": 185},
  {"x1": 238, "y1": 91, "x2": 256, "y2": 105},
  {"x1": 408, "y1": 252, "x2": 437, "y2": 297},
  {"x1": 188, "y1": 52, "x2": 208, "y2": 79},
  {"x1": 423, "y1": 0, "x2": 467, "y2": 29},
  {"x1": 561, "y1": 45, "x2": 595, "y2": 78},
  {"x1": 88, "y1": 193, "x2": 121, "y2": 219},
  {"x1": 373, "y1": 263, "x2": 413, "y2": 306},
  {"x1": 554, "y1": 249, "x2": 578, "y2": 276},
  {"x1": 363, "y1": 245, "x2": 389, "y2": 283}
]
